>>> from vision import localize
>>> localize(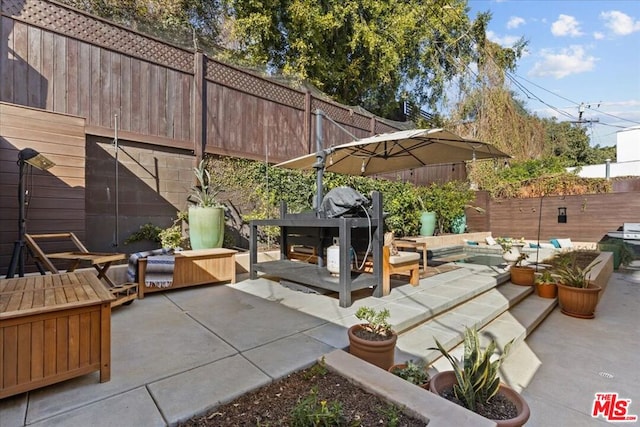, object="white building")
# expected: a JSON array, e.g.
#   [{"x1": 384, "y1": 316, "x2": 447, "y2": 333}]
[{"x1": 570, "y1": 126, "x2": 640, "y2": 178}]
